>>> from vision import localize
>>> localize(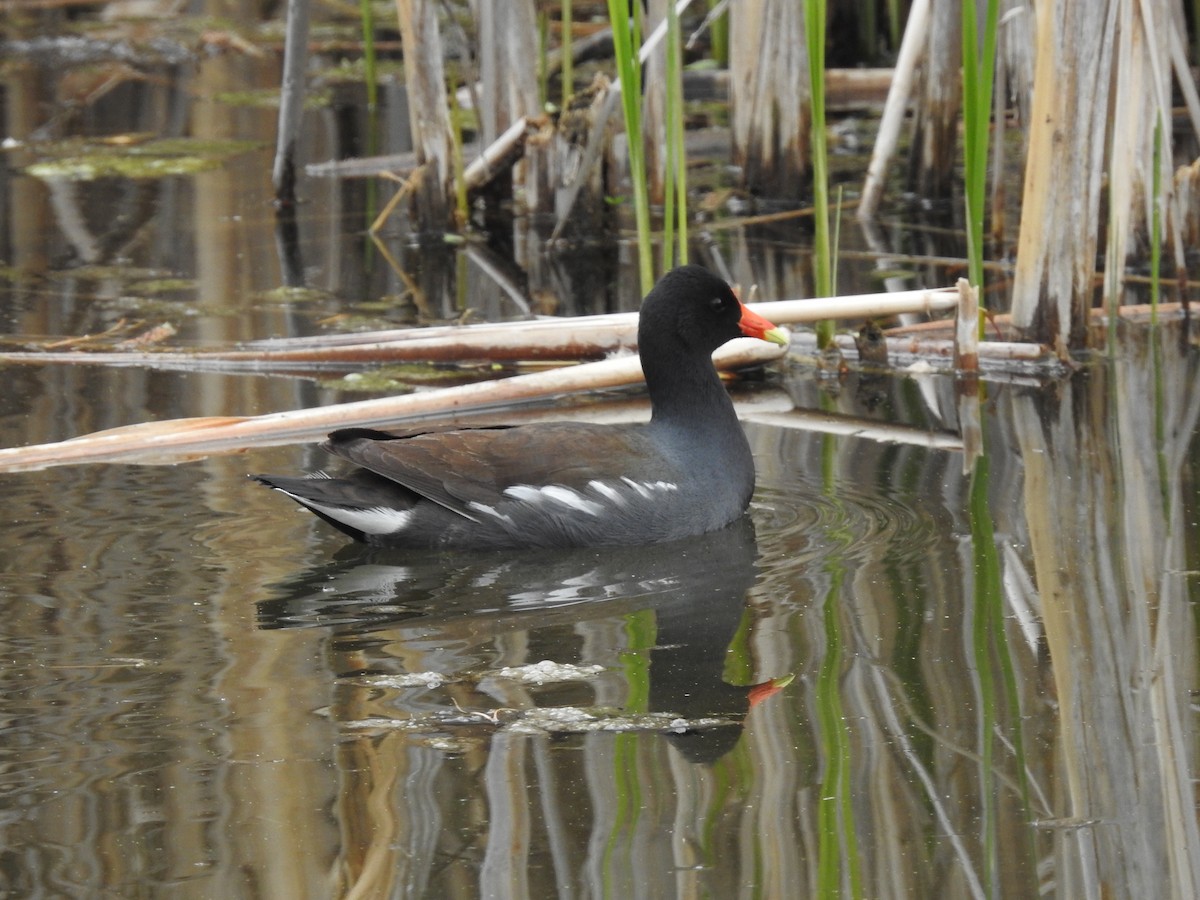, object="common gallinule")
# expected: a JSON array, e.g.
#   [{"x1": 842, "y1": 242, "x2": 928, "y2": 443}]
[{"x1": 253, "y1": 265, "x2": 787, "y2": 549}]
